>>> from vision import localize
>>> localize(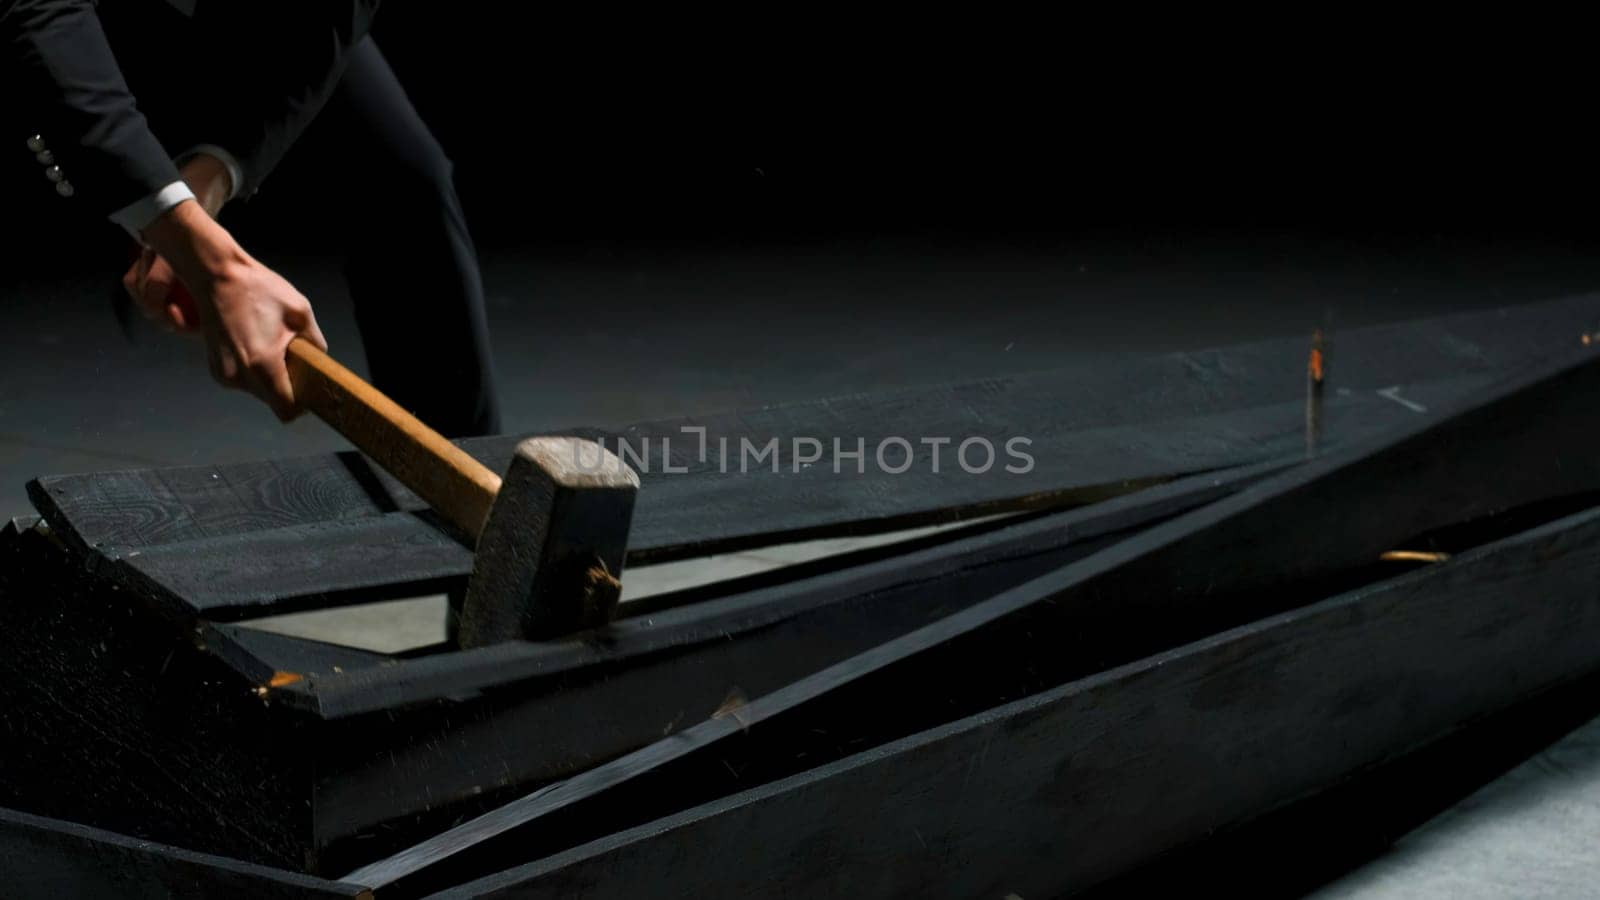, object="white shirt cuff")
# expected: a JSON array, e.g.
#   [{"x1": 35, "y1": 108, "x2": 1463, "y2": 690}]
[
  {"x1": 108, "y1": 180, "x2": 196, "y2": 240},
  {"x1": 177, "y1": 144, "x2": 244, "y2": 202}
]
